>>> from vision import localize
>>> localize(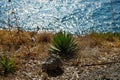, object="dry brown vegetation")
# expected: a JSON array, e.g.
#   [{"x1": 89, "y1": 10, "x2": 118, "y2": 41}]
[{"x1": 0, "y1": 30, "x2": 120, "y2": 79}]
